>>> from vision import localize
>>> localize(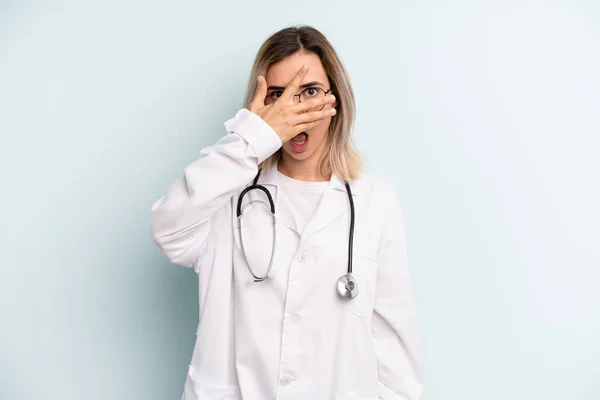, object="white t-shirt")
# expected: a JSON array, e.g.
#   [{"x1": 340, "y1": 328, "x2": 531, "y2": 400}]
[{"x1": 276, "y1": 171, "x2": 329, "y2": 234}]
